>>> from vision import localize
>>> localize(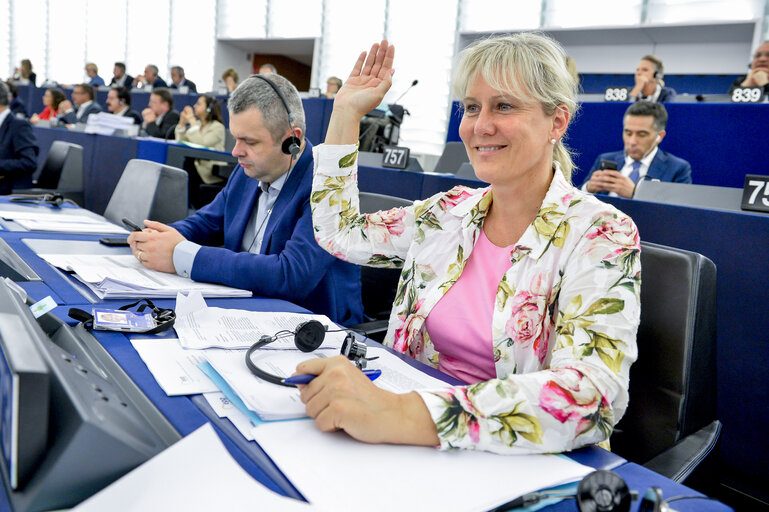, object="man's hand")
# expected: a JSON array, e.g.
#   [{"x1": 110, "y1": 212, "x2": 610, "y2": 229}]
[
  {"x1": 58, "y1": 99, "x2": 74, "y2": 113},
  {"x1": 742, "y1": 69, "x2": 769, "y2": 87},
  {"x1": 296, "y1": 355, "x2": 439, "y2": 446},
  {"x1": 127, "y1": 220, "x2": 185, "y2": 273},
  {"x1": 586, "y1": 170, "x2": 637, "y2": 198},
  {"x1": 142, "y1": 108, "x2": 156, "y2": 125}
]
